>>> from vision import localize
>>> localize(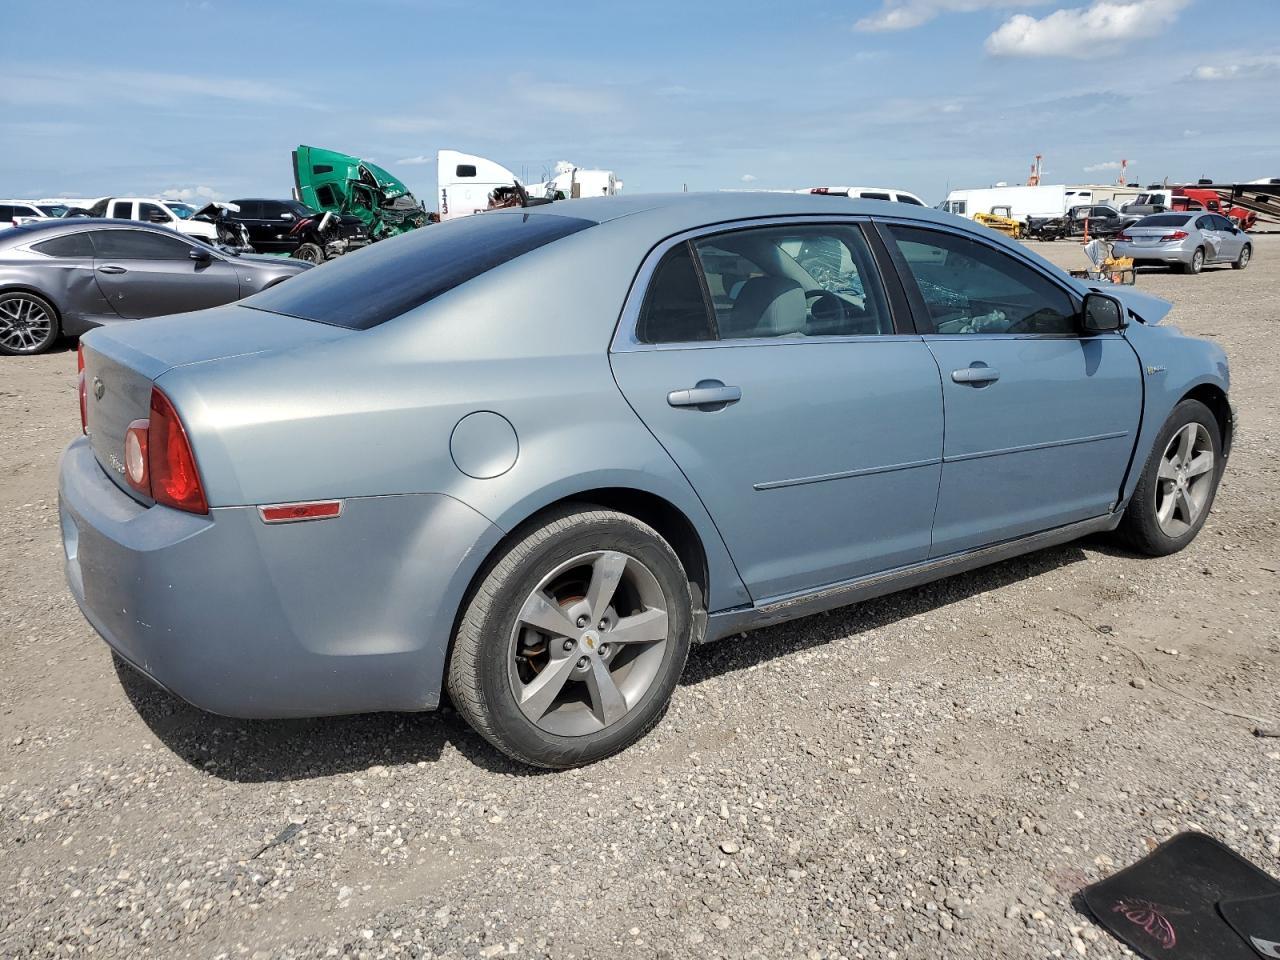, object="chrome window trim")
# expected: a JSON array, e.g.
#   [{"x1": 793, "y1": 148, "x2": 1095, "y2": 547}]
[{"x1": 610, "y1": 214, "x2": 904, "y2": 354}]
